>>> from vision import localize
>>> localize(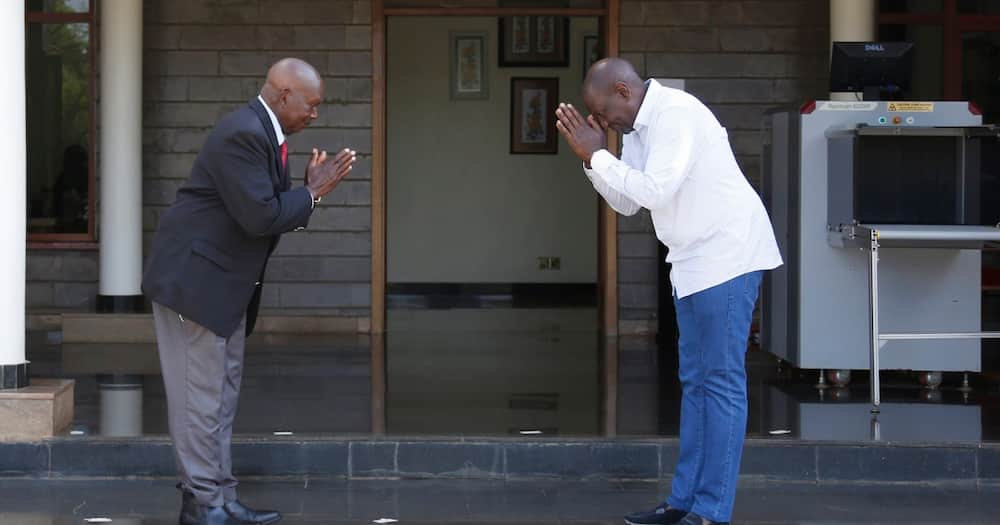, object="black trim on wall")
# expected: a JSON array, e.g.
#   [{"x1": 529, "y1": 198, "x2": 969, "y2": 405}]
[
  {"x1": 96, "y1": 295, "x2": 145, "y2": 314},
  {"x1": 387, "y1": 283, "x2": 597, "y2": 309},
  {"x1": 0, "y1": 363, "x2": 29, "y2": 390}
]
